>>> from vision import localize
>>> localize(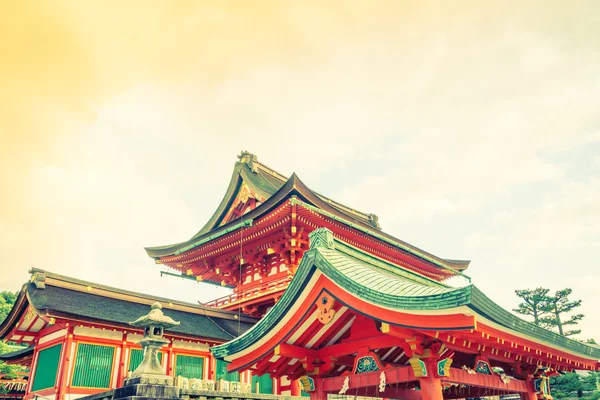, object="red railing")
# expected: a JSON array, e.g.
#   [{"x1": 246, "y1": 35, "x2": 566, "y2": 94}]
[{"x1": 204, "y1": 276, "x2": 293, "y2": 308}]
